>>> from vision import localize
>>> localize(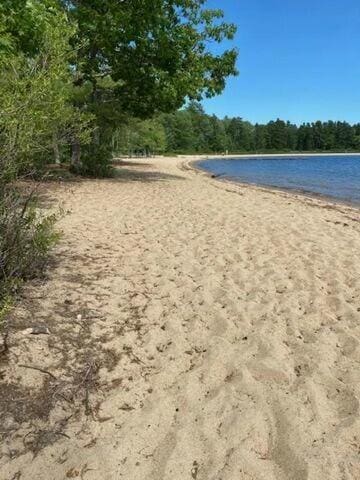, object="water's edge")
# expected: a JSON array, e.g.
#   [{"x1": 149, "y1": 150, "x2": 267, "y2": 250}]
[{"x1": 191, "y1": 157, "x2": 360, "y2": 210}]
